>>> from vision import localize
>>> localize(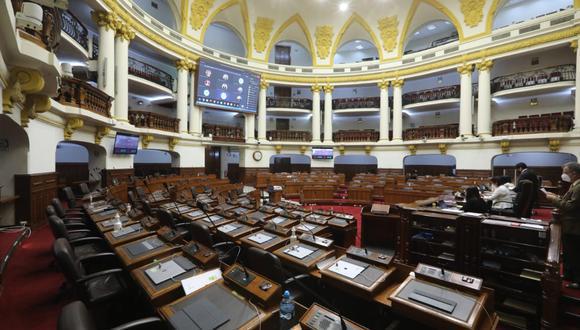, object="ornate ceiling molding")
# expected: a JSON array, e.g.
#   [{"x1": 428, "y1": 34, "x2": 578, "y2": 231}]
[
  {"x1": 190, "y1": 0, "x2": 215, "y2": 30},
  {"x1": 460, "y1": 0, "x2": 485, "y2": 28},
  {"x1": 253, "y1": 17, "x2": 274, "y2": 53},
  {"x1": 378, "y1": 16, "x2": 399, "y2": 53},
  {"x1": 315, "y1": 25, "x2": 333, "y2": 60}
]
